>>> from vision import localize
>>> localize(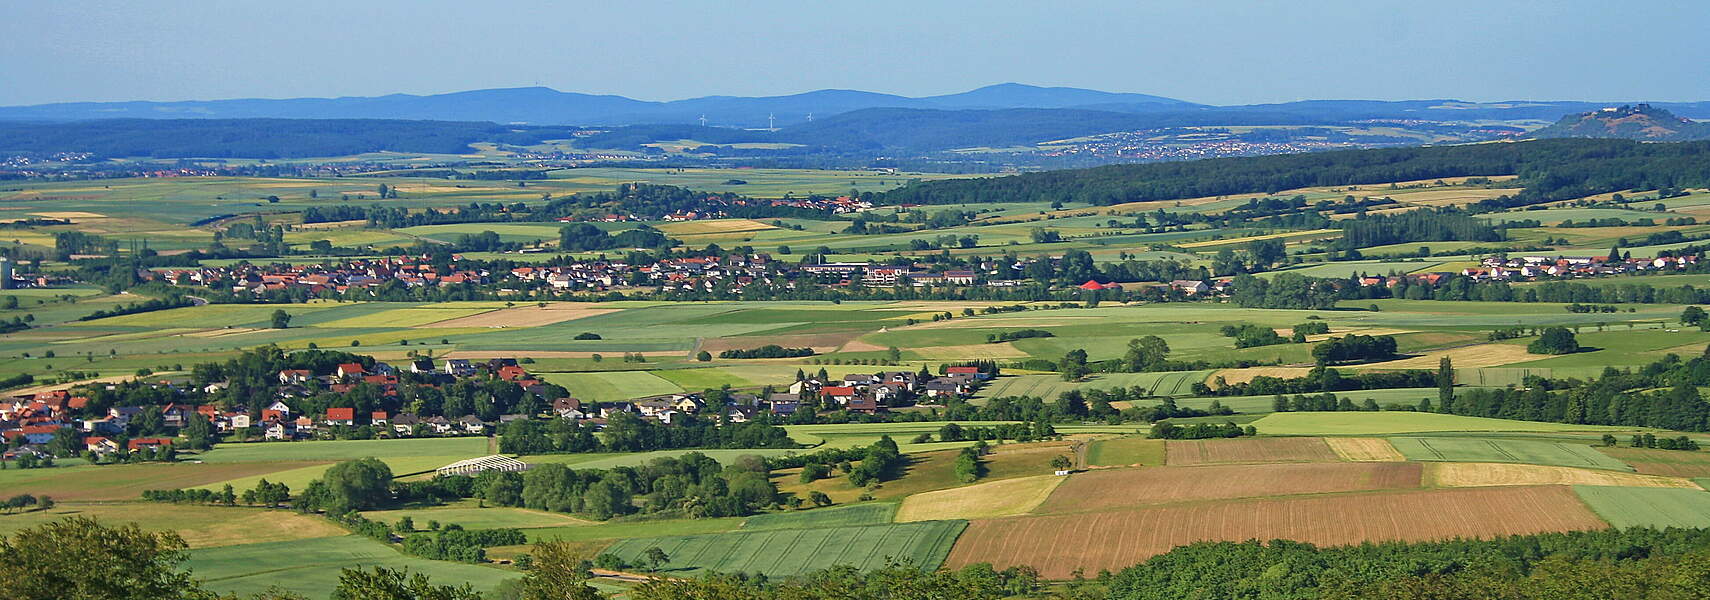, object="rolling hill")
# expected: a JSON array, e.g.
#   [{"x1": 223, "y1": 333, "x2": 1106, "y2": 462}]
[{"x1": 1526, "y1": 104, "x2": 1710, "y2": 141}]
